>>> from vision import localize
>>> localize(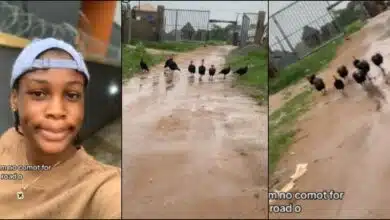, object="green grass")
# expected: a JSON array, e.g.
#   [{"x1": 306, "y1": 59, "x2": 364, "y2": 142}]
[
  {"x1": 226, "y1": 47, "x2": 268, "y2": 104},
  {"x1": 269, "y1": 89, "x2": 313, "y2": 173},
  {"x1": 204, "y1": 40, "x2": 228, "y2": 46},
  {"x1": 269, "y1": 38, "x2": 343, "y2": 95},
  {"x1": 269, "y1": 19, "x2": 365, "y2": 95},
  {"x1": 344, "y1": 19, "x2": 365, "y2": 36},
  {"x1": 130, "y1": 40, "x2": 226, "y2": 52},
  {"x1": 122, "y1": 42, "x2": 165, "y2": 82}
]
